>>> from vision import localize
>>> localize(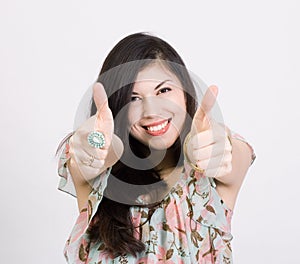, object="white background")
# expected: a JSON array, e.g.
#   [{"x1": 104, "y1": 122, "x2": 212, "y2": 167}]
[{"x1": 1, "y1": 0, "x2": 299, "y2": 263}]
